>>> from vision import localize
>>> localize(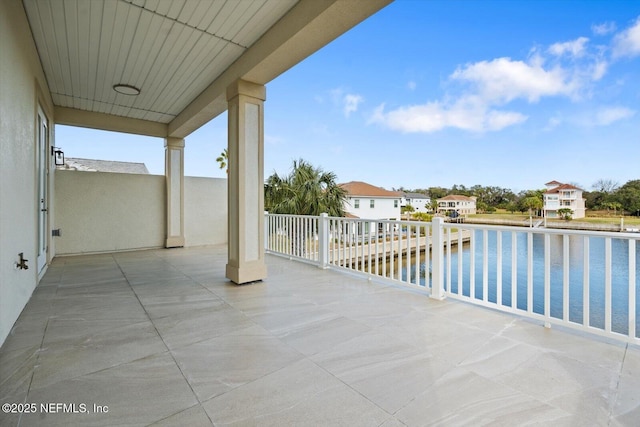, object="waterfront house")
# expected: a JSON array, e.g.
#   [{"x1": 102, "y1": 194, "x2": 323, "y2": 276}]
[
  {"x1": 400, "y1": 192, "x2": 432, "y2": 214},
  {"x1": 543, "y1": 181, "x2": 587, "y2": 219},
  {"x1": 437, "y1": 194, "x2": 477, "y2": 216},
  {"x1": 340, "y1": 181, "x2": 402, "y2": 220}
]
